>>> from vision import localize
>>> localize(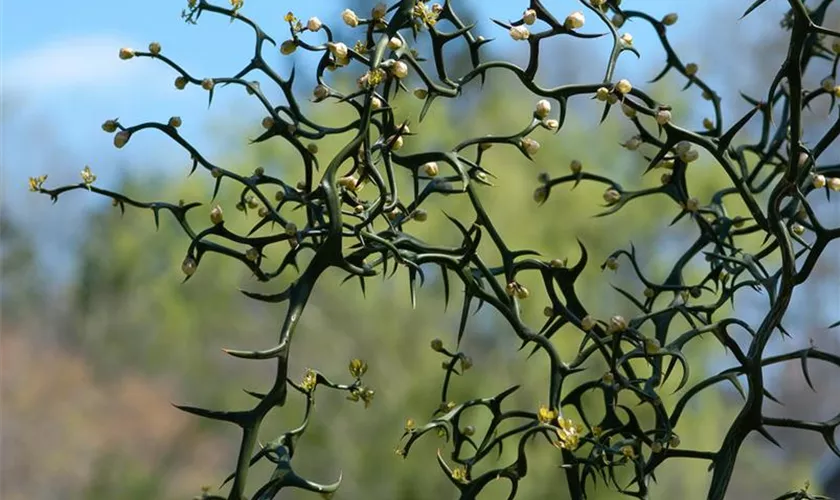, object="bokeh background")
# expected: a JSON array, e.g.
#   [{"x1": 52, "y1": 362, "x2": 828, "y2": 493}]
[{"x1": 2, "y1": 1, "x2": 840, "y2": 499}]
